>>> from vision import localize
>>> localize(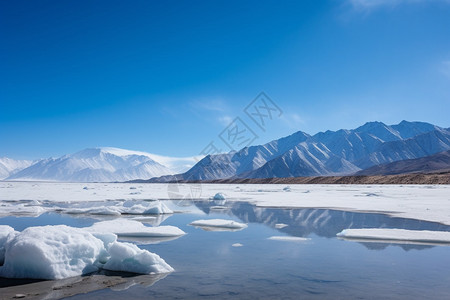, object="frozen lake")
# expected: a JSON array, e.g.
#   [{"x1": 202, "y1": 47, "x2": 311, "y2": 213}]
[{"x1": 1, "y1": 182, "x2": 450, "y2": 299}]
